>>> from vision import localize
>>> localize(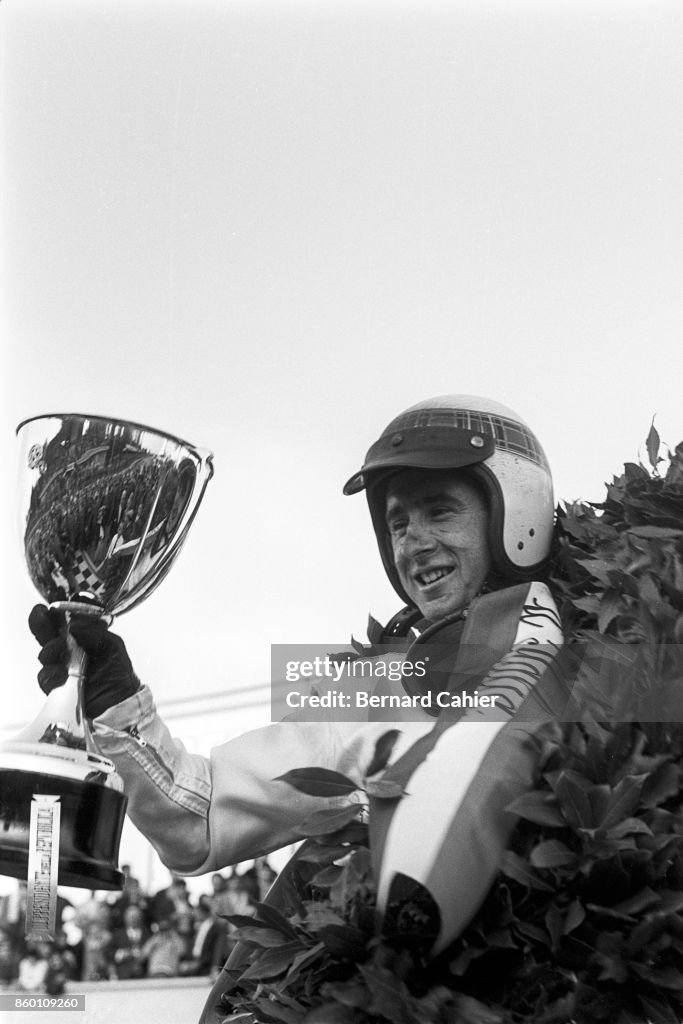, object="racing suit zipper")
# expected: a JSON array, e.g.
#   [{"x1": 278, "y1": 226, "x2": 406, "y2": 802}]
[
  {"x1": 127, "y1": 725, "x2": 179, "y2": 789},
  {"x1": 126, "y1": 724, "x2": 201, "y2": 804},
  {"x1": 128, "y1": 725, "x2": 147, "y2": 747}
]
